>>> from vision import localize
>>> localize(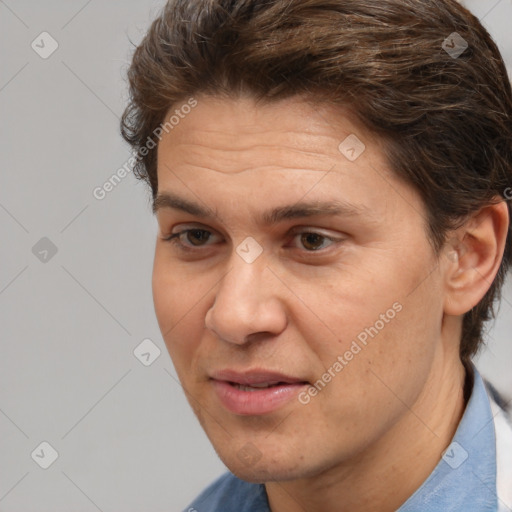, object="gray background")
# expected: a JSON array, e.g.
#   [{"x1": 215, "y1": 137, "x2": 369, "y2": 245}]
[{"x1": 0, "y1": 0, "x2": 510, "y2": 510}]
